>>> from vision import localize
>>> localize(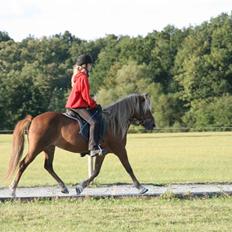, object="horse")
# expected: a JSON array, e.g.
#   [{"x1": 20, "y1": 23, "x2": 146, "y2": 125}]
[{"x1": 6, "y1": 93, "x2": 155, "y2": 197}]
